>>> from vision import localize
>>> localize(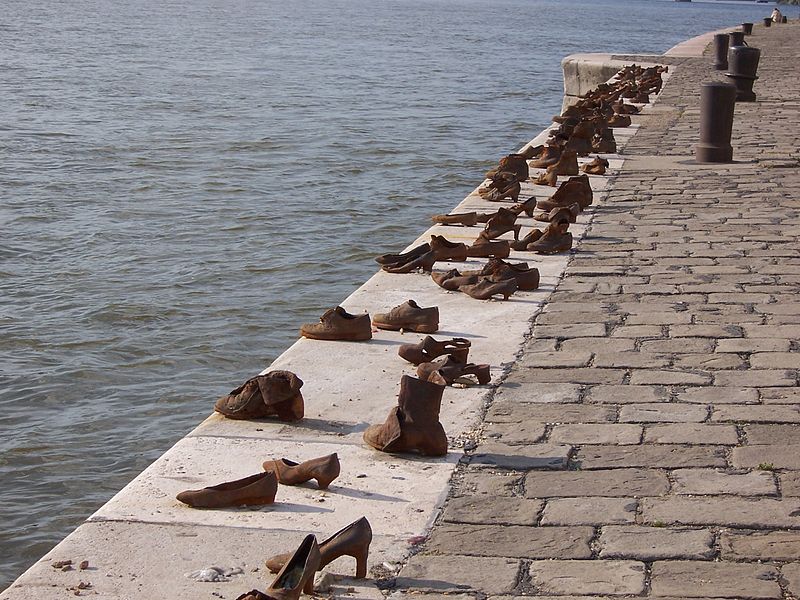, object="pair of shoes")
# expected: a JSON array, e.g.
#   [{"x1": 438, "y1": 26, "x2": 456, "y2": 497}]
[
  {"x1": 372, "y1": 300, "x2": 439, "y2": 333},
  {"x1": 215, "y1": 371, "x2": 304, "y2": 422},
  {"x1": 262, "y1": 453, "x2": 341, "y2": 489},
  {"x1": 381, "y1": 236, "x2": 467, "y2": 273},
  {"x1": 398, "y1": 335, "x2": 471, "y2": 364},
  {"x1": 478, "y1": 174, "x2": 521, "y2": 202},
  {"x1": 418, "y1": 354, "x2": 491, "y2": 386},
  {"x1": 300, "y1": 307, "x2": 372, "y2": 341},
  {"x1": 486, "y1": 153, "x2": 529, "y2": 182},
  {"x1": 537, "y1": 174, "x2": 593, "y2": 212},
  {"x1": 581, "y1": 157, "x2": 609, "y2": 175},
  {"x1": 462, "y1": 257, "x2": 540, "y2": 291},
  {"x1": 534, "y1": 203, "x2": 581, "y2": 224},
  {"x1": 264, "y1": 517, "x2": 373, "y2": 581},
  {"x1": 478, "y1": 207, "x2": 521, "y2": 241},
  {"x1": 528, "y1": 221, "x2": 573, "y2": 255},
  {"x1": 237, "y1": 534, "x2": 321, "y2": 599},
  {"x1": 432, "y1": 269, "x2": 517, "y2": 300}
]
